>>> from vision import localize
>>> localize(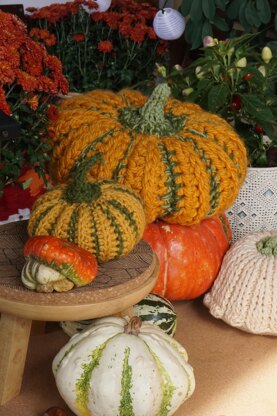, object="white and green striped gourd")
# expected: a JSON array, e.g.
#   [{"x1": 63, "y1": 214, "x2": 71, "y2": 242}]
[
  {"x1": 60, "y1": 294, "x2": 177, "y2": 337},
  {"x1": 133, "y1": 294, "x2": 177, "y2": 336},
  {"x1": 53, "y1": 316, "x2": 195, "y2": 416}
]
